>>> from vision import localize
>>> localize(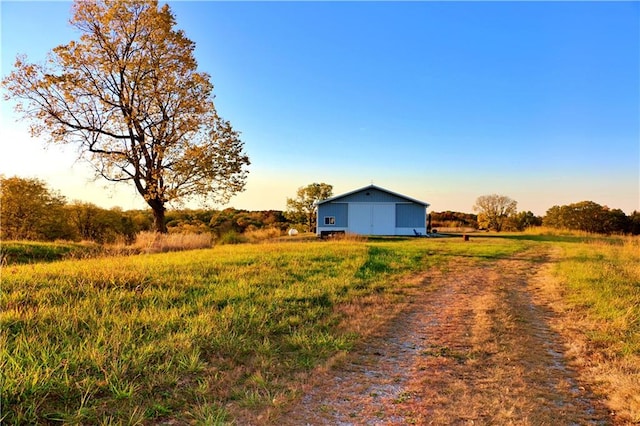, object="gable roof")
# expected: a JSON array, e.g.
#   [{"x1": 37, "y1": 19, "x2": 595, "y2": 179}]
[{"x1": 317, "y1": 184, "x2": 430, "y2": 207}]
